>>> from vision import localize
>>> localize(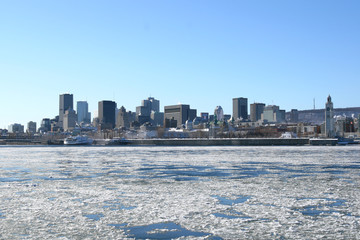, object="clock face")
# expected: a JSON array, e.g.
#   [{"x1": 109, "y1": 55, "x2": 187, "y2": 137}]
[{"x1": 326, "y1": 107, "x2": 330, "y2": 111}]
